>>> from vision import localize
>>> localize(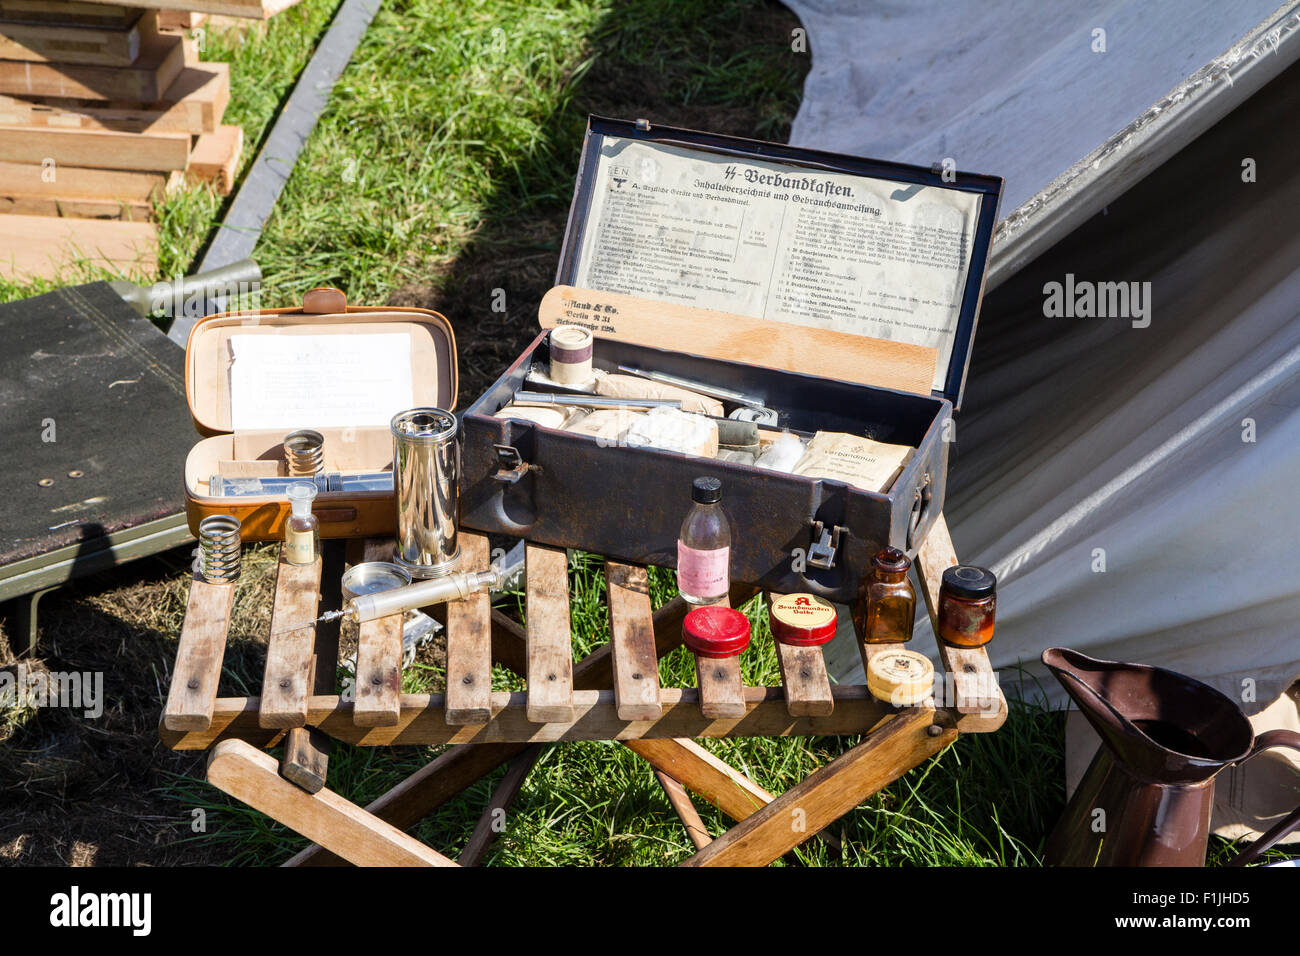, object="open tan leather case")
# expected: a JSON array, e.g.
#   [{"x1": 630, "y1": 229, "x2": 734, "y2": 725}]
[{"x1": 183, "y1": 286, "x2": 457, "y2": 541}]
